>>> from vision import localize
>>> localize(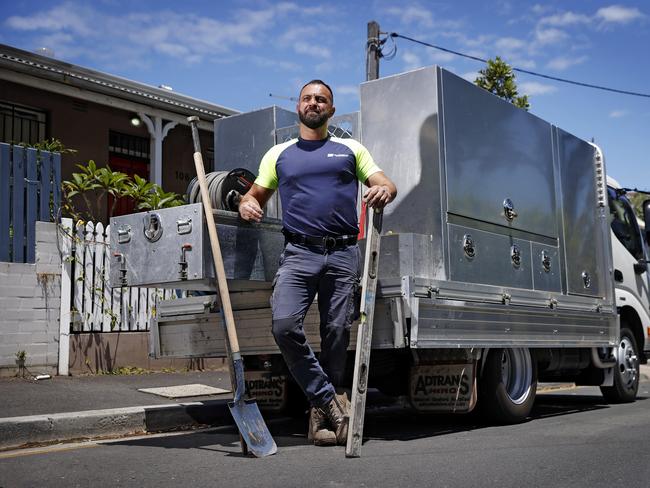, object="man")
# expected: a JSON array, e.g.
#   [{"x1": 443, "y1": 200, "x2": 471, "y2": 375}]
[{"x1": 239, "y1": 80, "x2": 397, "y2": 446}]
